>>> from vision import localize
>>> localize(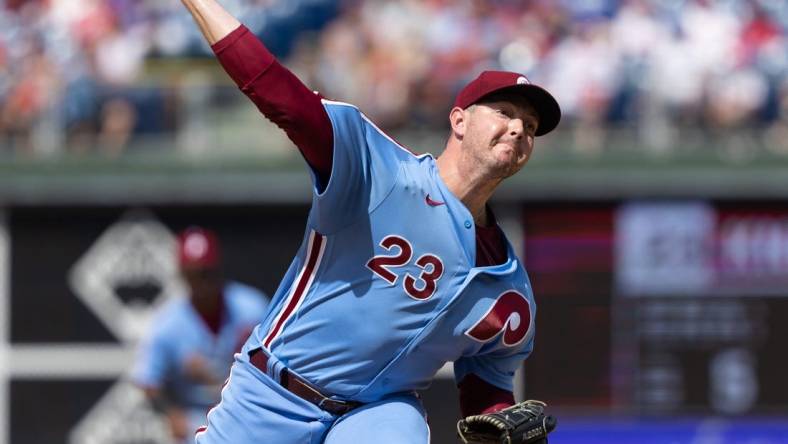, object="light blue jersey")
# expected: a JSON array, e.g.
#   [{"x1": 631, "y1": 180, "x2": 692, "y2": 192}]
[
  {"x1": 197, "y1": 101, "x2": 537, "y2": 444},
  {"x1": 249, "y1": 100, "x2": 536, "y2": 401},
  {"x1": 132, "y1": 282, "x2": 268, "y2": 409}
]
